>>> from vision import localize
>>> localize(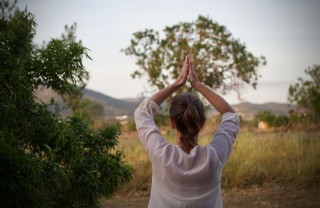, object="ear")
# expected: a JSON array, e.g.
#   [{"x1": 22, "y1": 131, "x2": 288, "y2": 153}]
[{"x1": 169, "y1": 118, "x2": 175, "y2": 129}]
